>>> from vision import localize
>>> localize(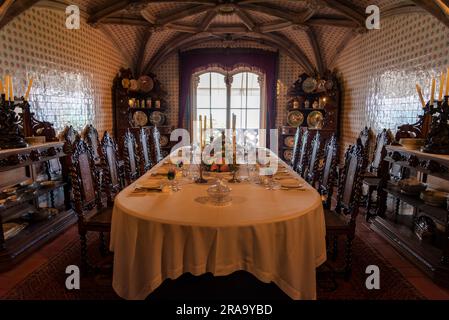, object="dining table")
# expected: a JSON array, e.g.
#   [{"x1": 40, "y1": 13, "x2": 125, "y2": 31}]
[{"x1": 110, "y1": 148, "x2": 327, "y2": 300}]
